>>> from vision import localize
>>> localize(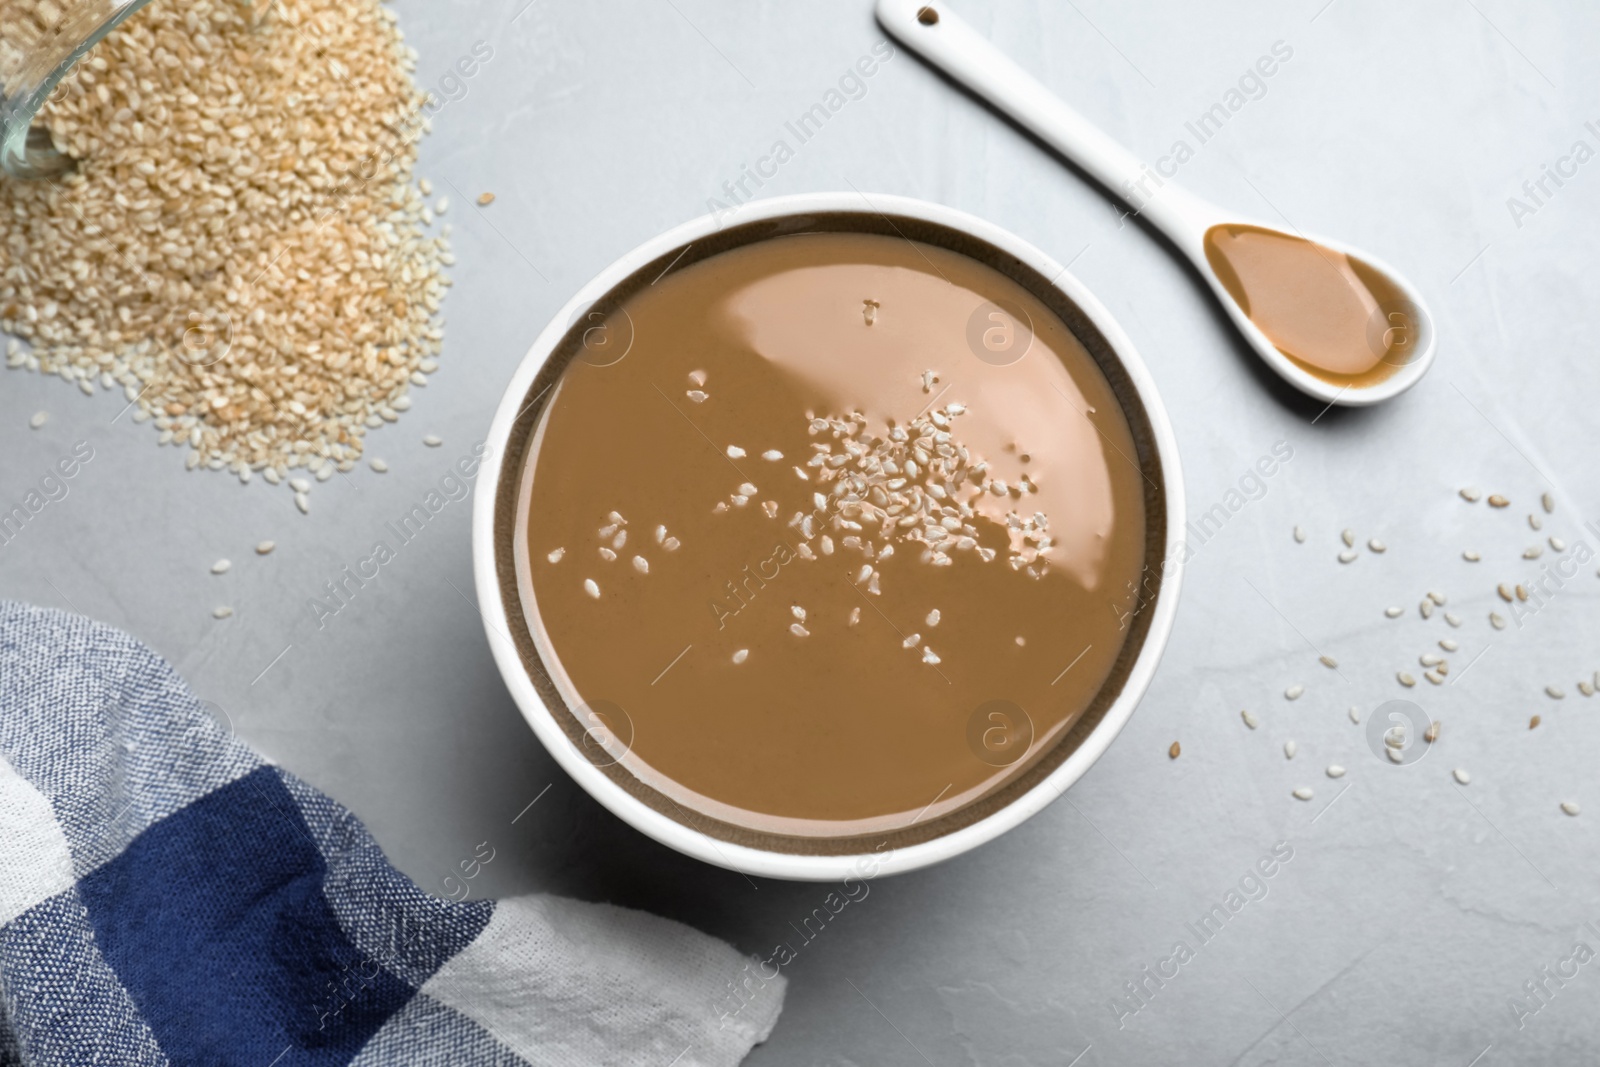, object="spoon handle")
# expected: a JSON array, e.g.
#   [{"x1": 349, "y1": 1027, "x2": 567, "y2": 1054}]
[{"x1": 875, "y1": 0, "x2": 1221, "y2": 243}]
